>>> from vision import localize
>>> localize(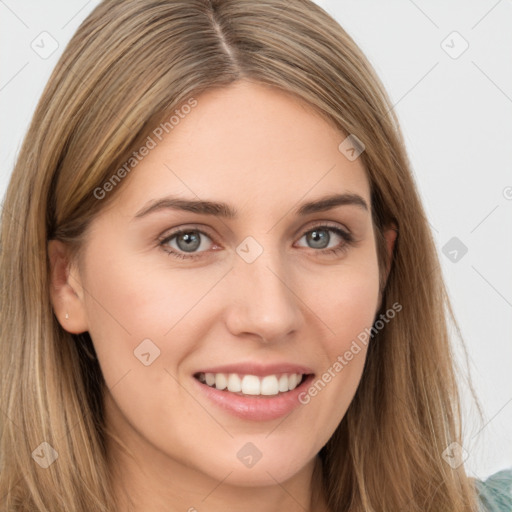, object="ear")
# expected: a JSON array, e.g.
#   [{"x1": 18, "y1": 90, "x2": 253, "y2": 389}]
[
  {"x1": 382, "y1": 223, "x2": 398, "y2": 283},
  {"x1": 47, "y1": 240, "x2": 89, "y2": 334}
]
